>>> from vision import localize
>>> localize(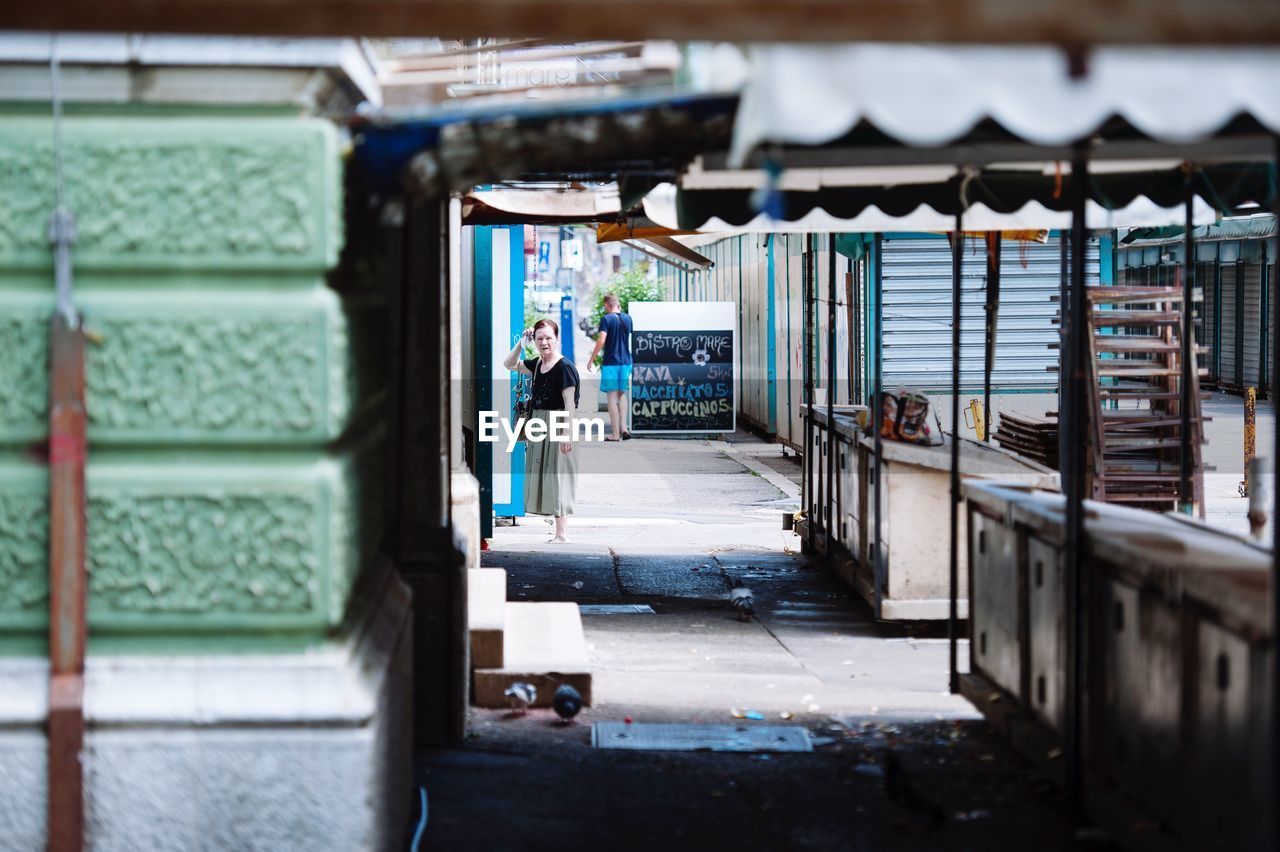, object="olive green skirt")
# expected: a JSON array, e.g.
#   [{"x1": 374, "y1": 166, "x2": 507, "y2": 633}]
[{"x1": 524, "y1": 409, "x2": 578, "y2": 516}]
